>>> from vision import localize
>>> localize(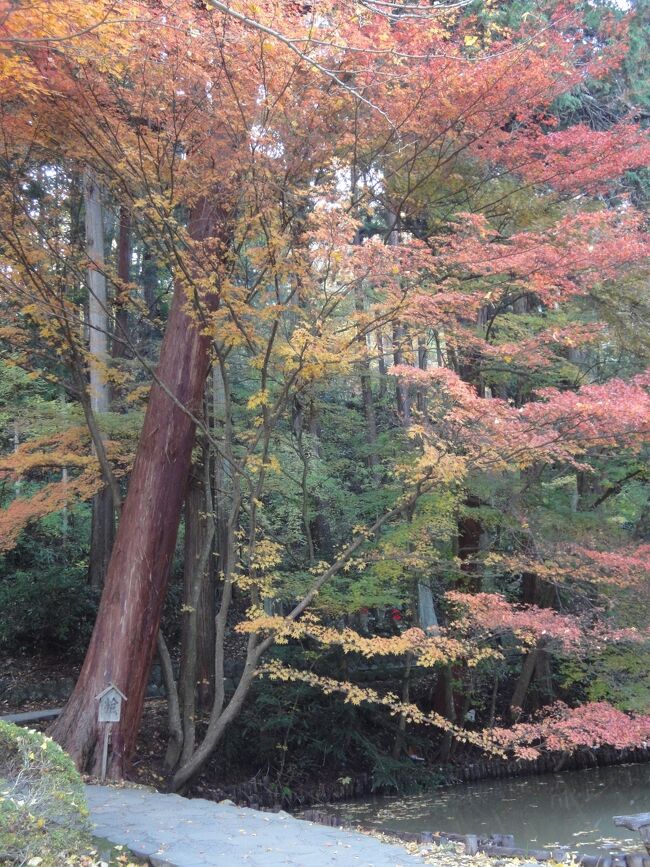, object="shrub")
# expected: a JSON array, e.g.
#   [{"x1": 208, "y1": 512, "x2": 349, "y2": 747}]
[
  {"x1": 0, "y1": 506, "x2": 97, "y2": 658},
  {"x1": 0, "y1": 721, "x2": 91, "y2": 865},
  {"x1": 0, "y1": 570, "x2": 98, "y2": 657},
  {"x1": 0, "y1": 723, "x2": 146, "y2": 866}
]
